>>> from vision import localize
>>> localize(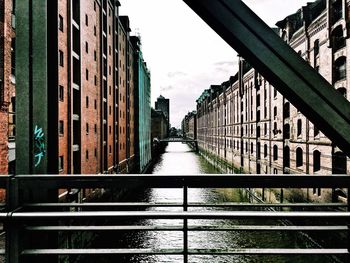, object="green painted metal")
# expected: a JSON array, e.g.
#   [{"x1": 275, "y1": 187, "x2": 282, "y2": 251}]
[
  {"x1": 16, "y1": 0, "x2": 58, "y2": 175},
  {"x1": 184, "y1": 0, "x2": 350, "y2": 157}
]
